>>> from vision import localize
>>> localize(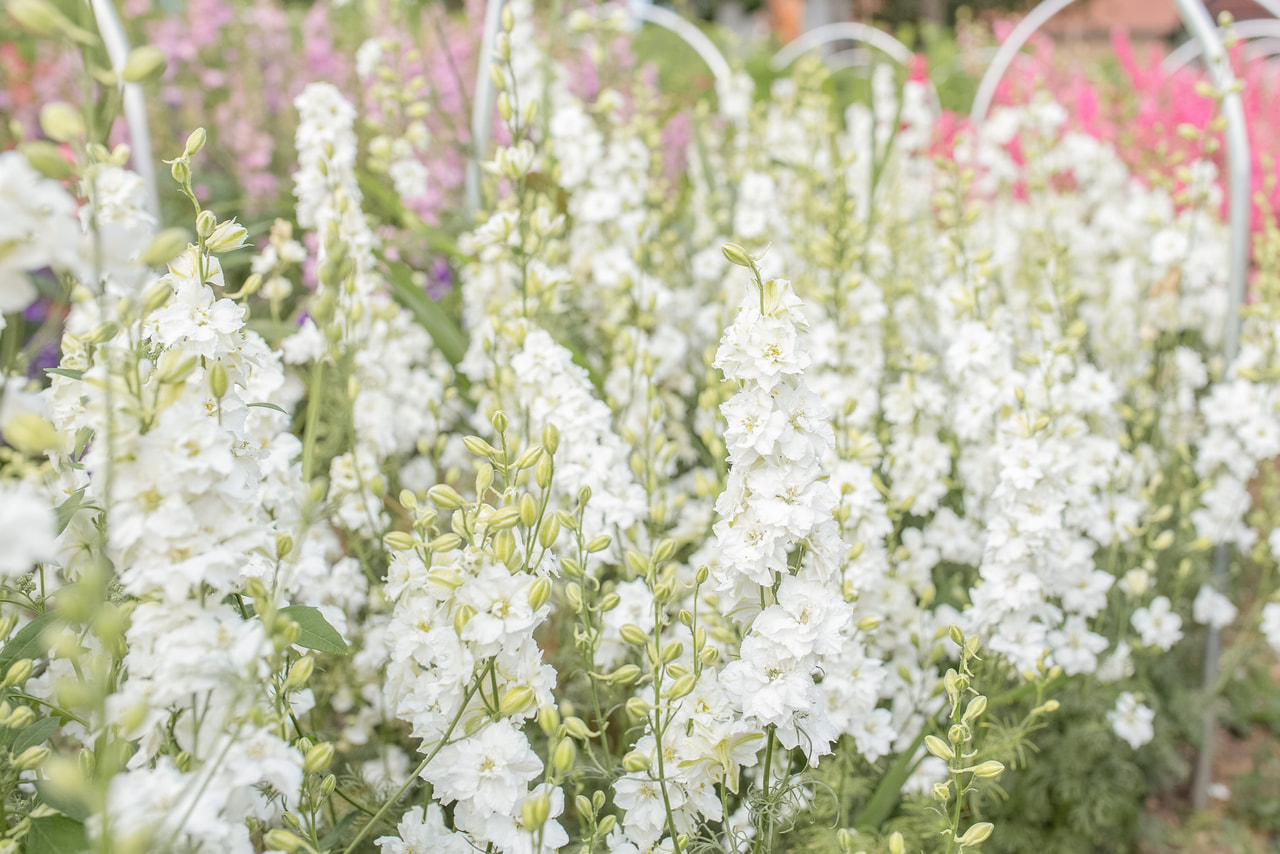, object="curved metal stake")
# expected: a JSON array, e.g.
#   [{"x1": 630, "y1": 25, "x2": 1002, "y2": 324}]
[
  {"x1": 465, "y1": 0, "x2": 504, "y2": 215},
  {"x1": 968, "y1": 0, "x2": 1251, "y2": 815},
  {"x1": 1162, "y1": 18, "x2": 1280, "y2": 73},
  {"x1": 89, "y1": 0, "x2": 159, "y2": 218},
  {"x1": 1171, "y1": 0, "x2": 1252, "y2": 813},
  {"x1": 628, "y1": 0, "x2": 732, "y2": 88},
  {"x1": 771, "y1": 21, "x2": 940, "y2": 113},
  {"x1": 969, "y1": 0, "x2": 1079, "y2": 128}
]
